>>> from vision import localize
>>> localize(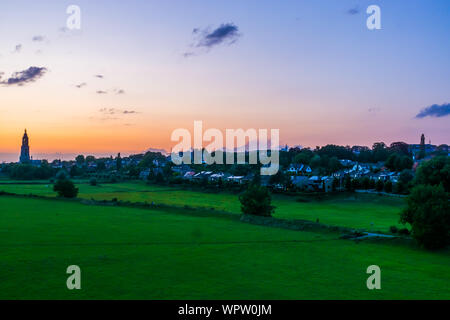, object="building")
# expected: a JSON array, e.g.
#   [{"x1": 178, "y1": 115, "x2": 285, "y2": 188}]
[{"x1": 19, "y1": 129, "x2": 31, "y2": 163}]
